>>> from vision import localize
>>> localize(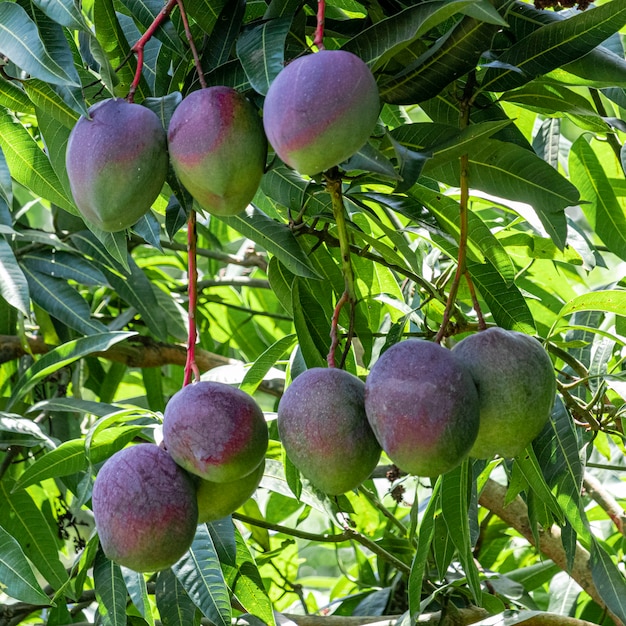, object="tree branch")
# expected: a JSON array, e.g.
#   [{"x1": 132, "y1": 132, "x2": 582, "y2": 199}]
[{"x1": 479, "y1": 478, "x2": 623, "y2": 626}]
